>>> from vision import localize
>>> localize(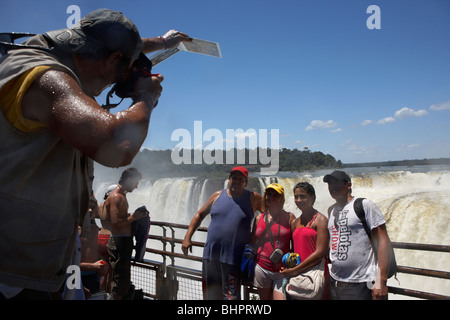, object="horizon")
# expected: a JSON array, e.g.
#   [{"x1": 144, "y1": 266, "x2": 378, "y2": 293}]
[{"x1": 131, "y1": 146, "x2": 450, "y2": 167}]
